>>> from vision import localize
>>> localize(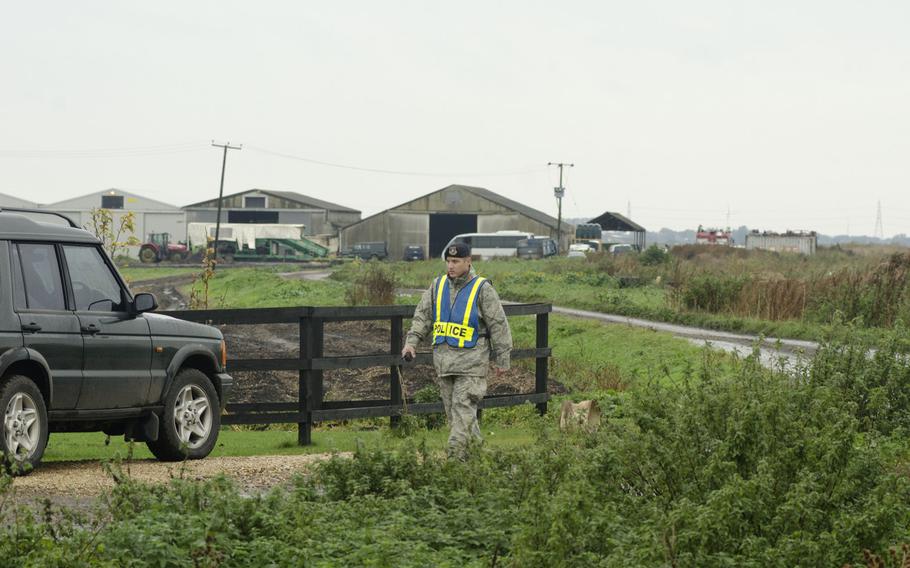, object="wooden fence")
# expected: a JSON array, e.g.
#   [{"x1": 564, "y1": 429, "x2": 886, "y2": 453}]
[{"x1": 162, "y1": 303, "x2": 552, "y2": 445}]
